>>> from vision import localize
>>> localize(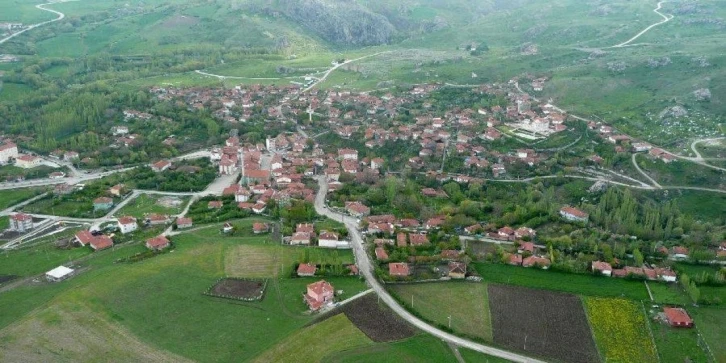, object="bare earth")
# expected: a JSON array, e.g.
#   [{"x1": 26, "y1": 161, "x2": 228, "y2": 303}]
[{"x1": 0, "y1": 303, "x2": 192, "y2": 363}]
